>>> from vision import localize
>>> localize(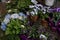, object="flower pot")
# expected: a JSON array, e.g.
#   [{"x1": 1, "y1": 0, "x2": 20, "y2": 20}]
[
  {"x1": 45, "y1": 0, "x2": 55, "y2": 6},
  {"x1": 31, "y1": 16, "x2": 38, "y2": 22},
  {"x1": 41, "y1": 19, "x2": 48, "y2": 28}
]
